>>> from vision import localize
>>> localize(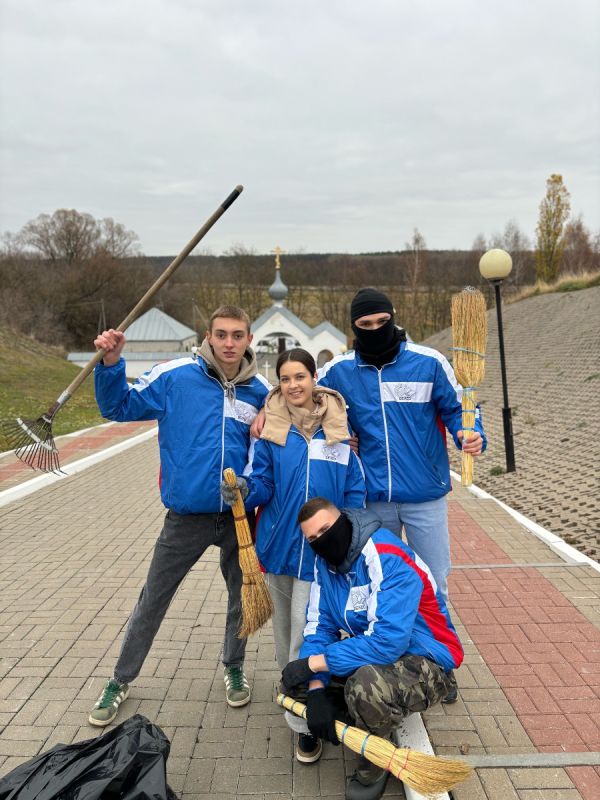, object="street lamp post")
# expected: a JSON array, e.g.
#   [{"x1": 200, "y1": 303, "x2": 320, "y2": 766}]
[{"x1": 479, "y1": 248, "x2": 516, "y2": 473}]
